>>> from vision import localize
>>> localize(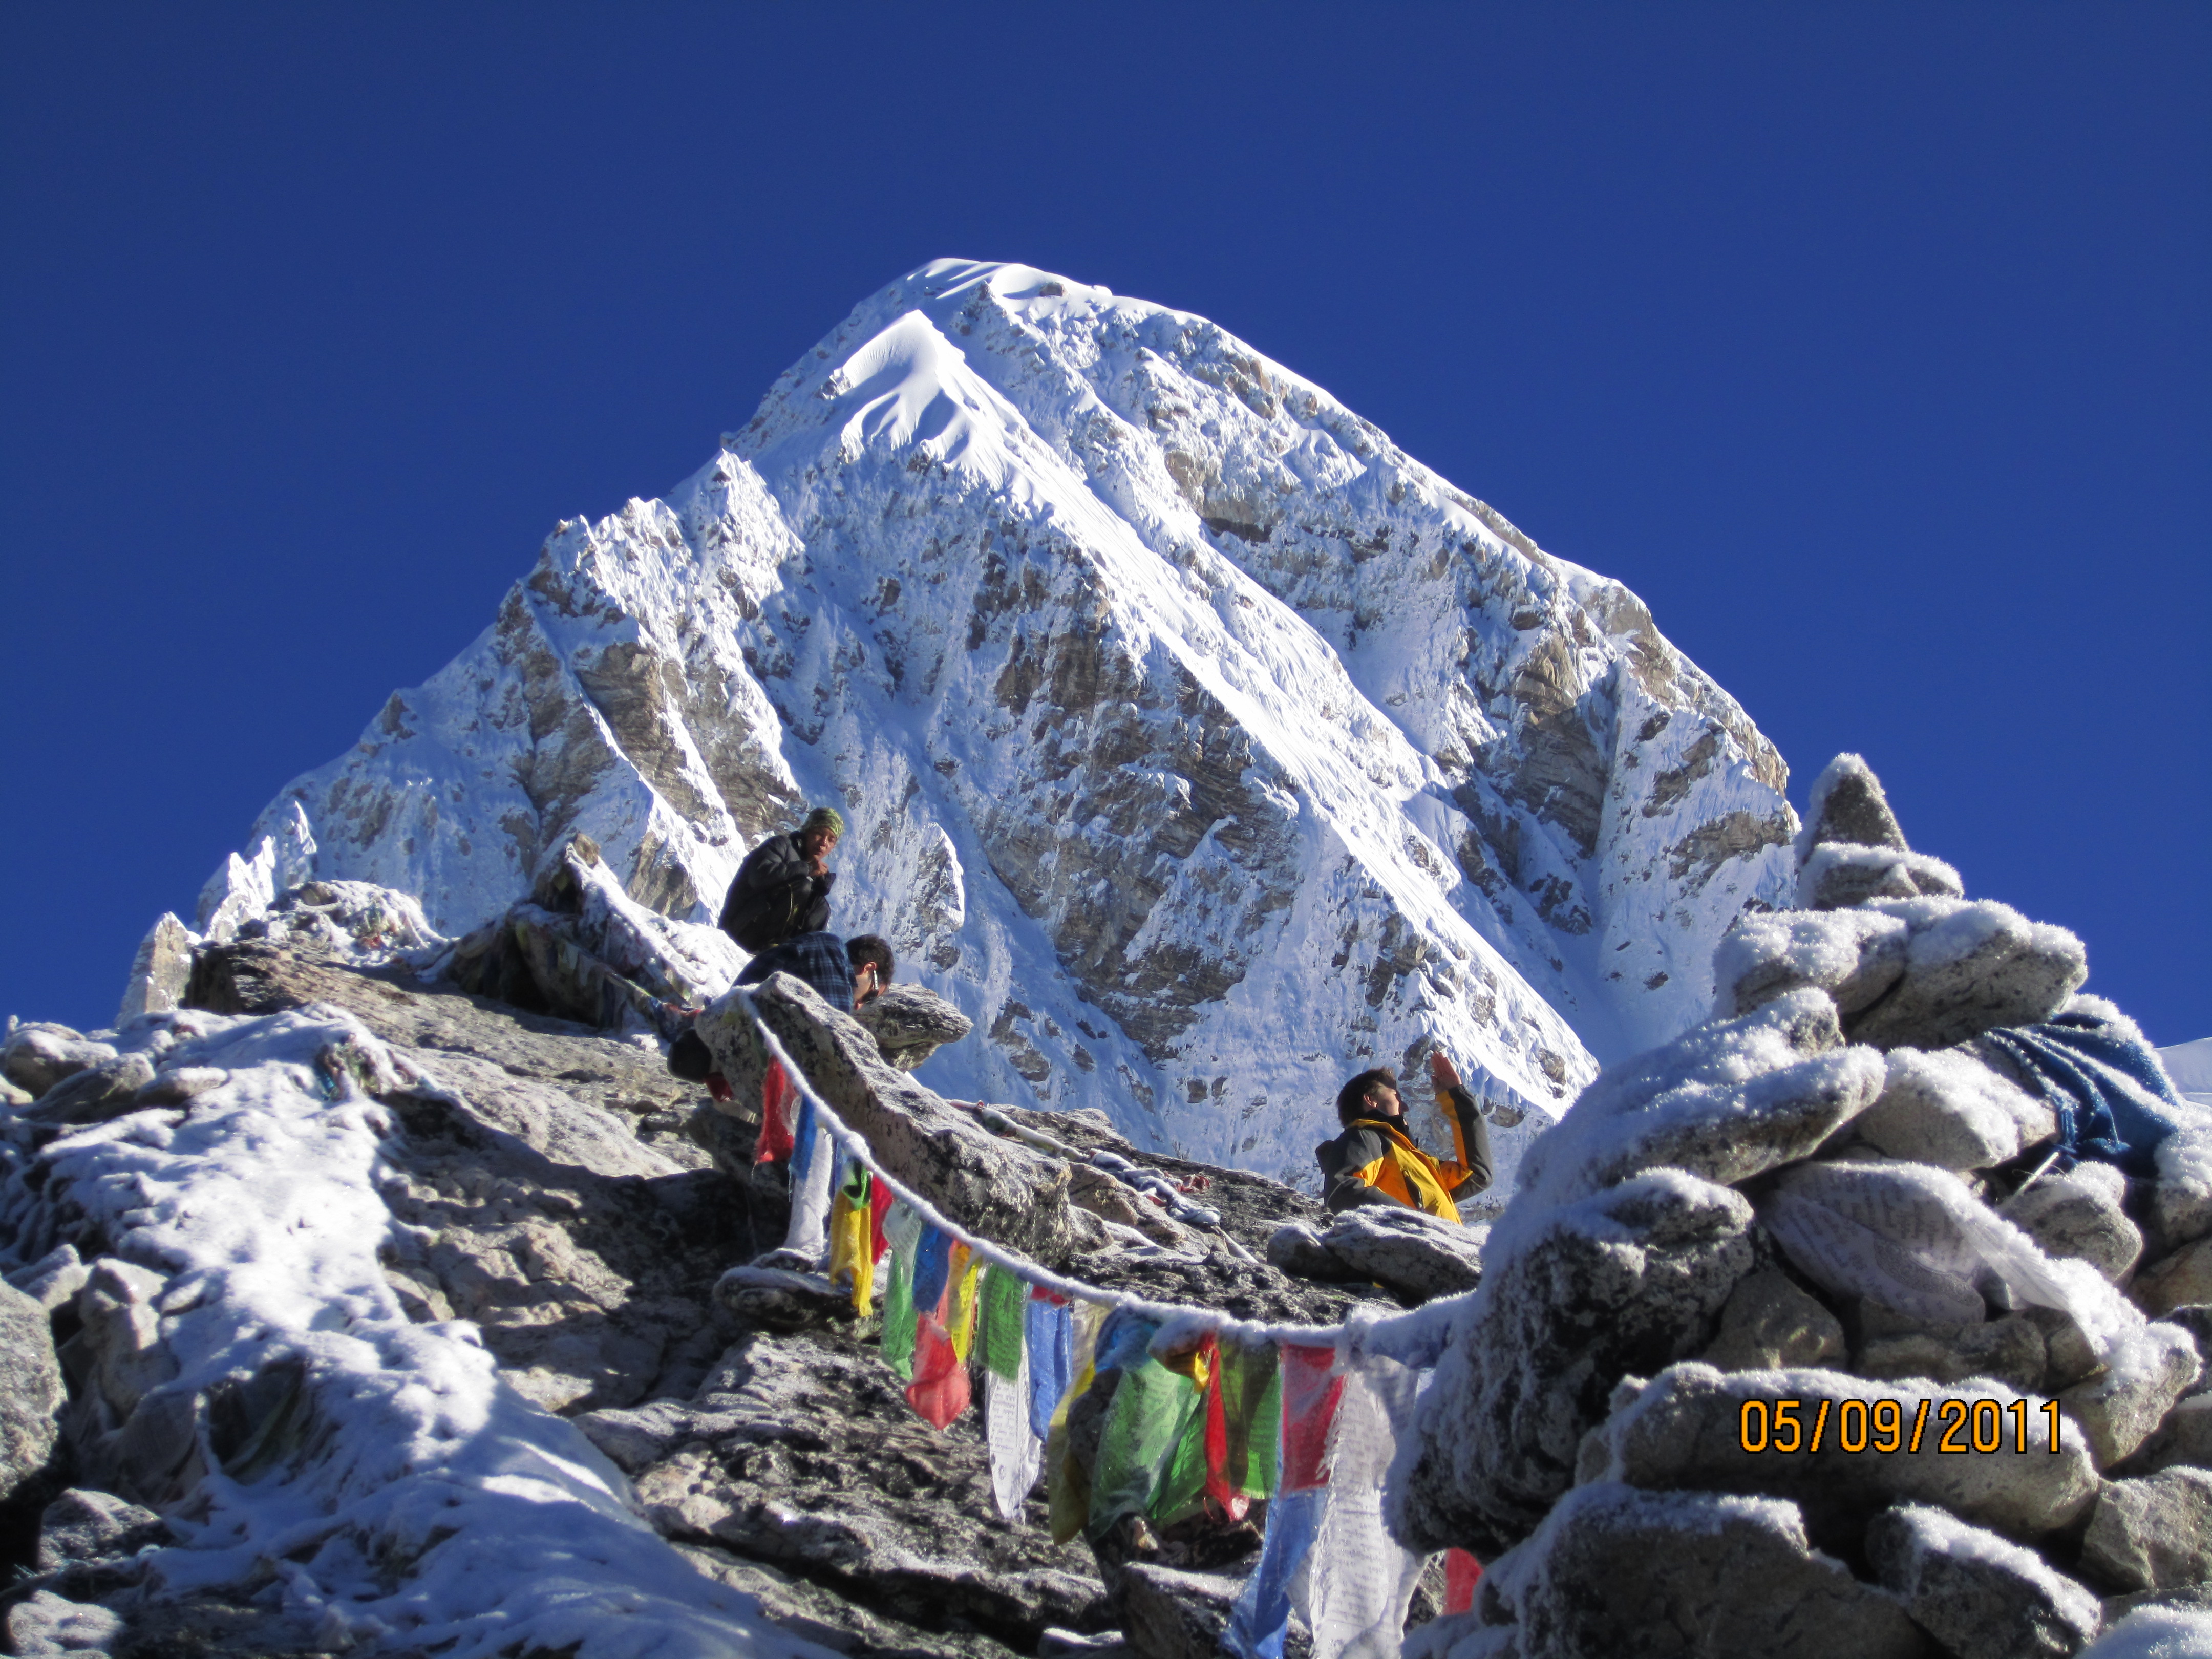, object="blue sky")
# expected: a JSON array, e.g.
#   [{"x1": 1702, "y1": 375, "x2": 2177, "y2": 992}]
[{"x1": 4, "y1": 4, "x2": 2206, "y2": 1047}]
